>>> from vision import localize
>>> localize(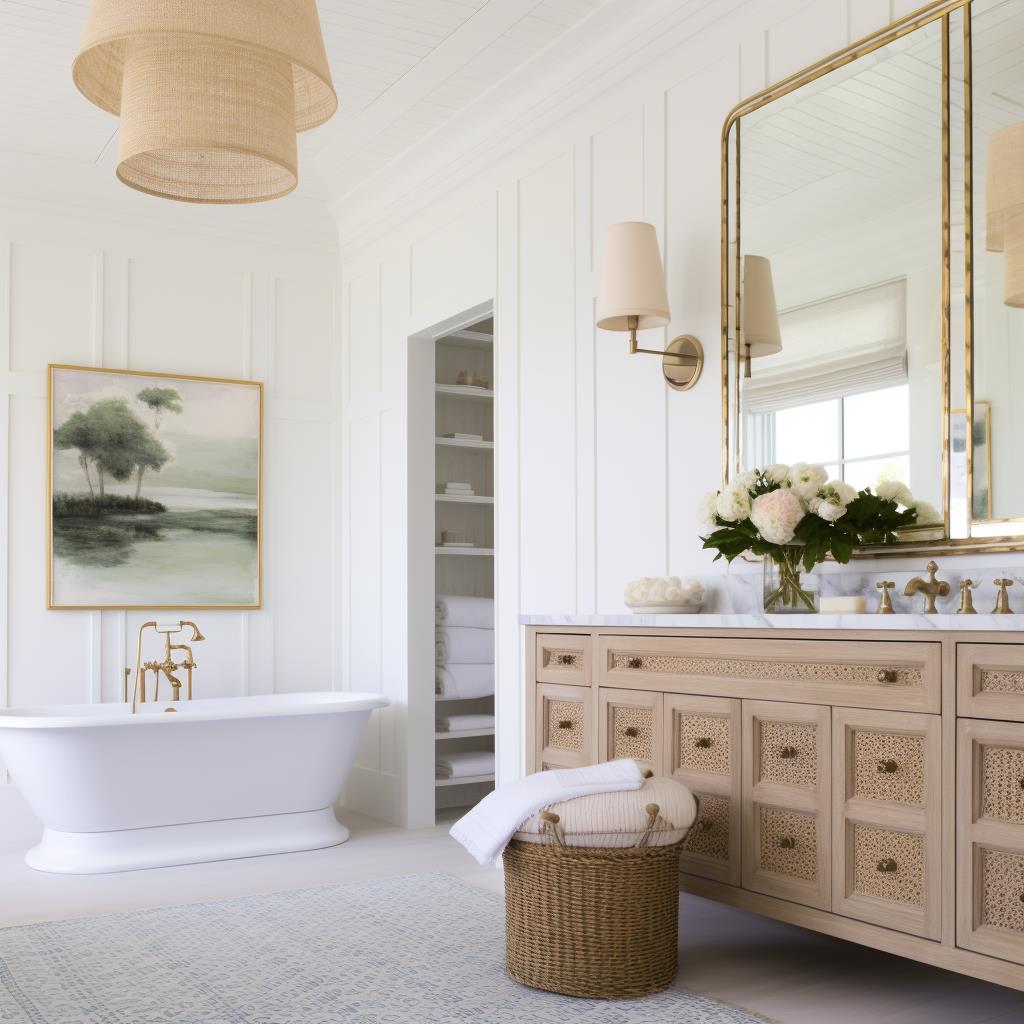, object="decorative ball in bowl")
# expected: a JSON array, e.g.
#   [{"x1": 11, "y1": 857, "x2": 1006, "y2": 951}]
[{"x1": 624, "y1": 577, "x2": 705, "y2": 614}]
